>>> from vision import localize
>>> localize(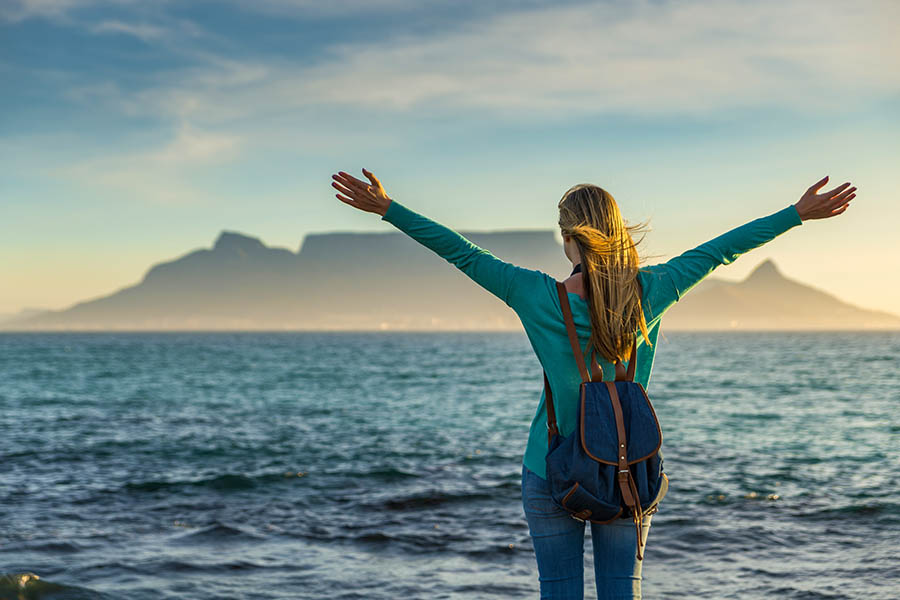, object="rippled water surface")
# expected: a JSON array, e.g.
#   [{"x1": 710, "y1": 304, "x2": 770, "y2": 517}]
[{"x1": 1, "y1": 332, "x2": 898, "y2": 599}]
